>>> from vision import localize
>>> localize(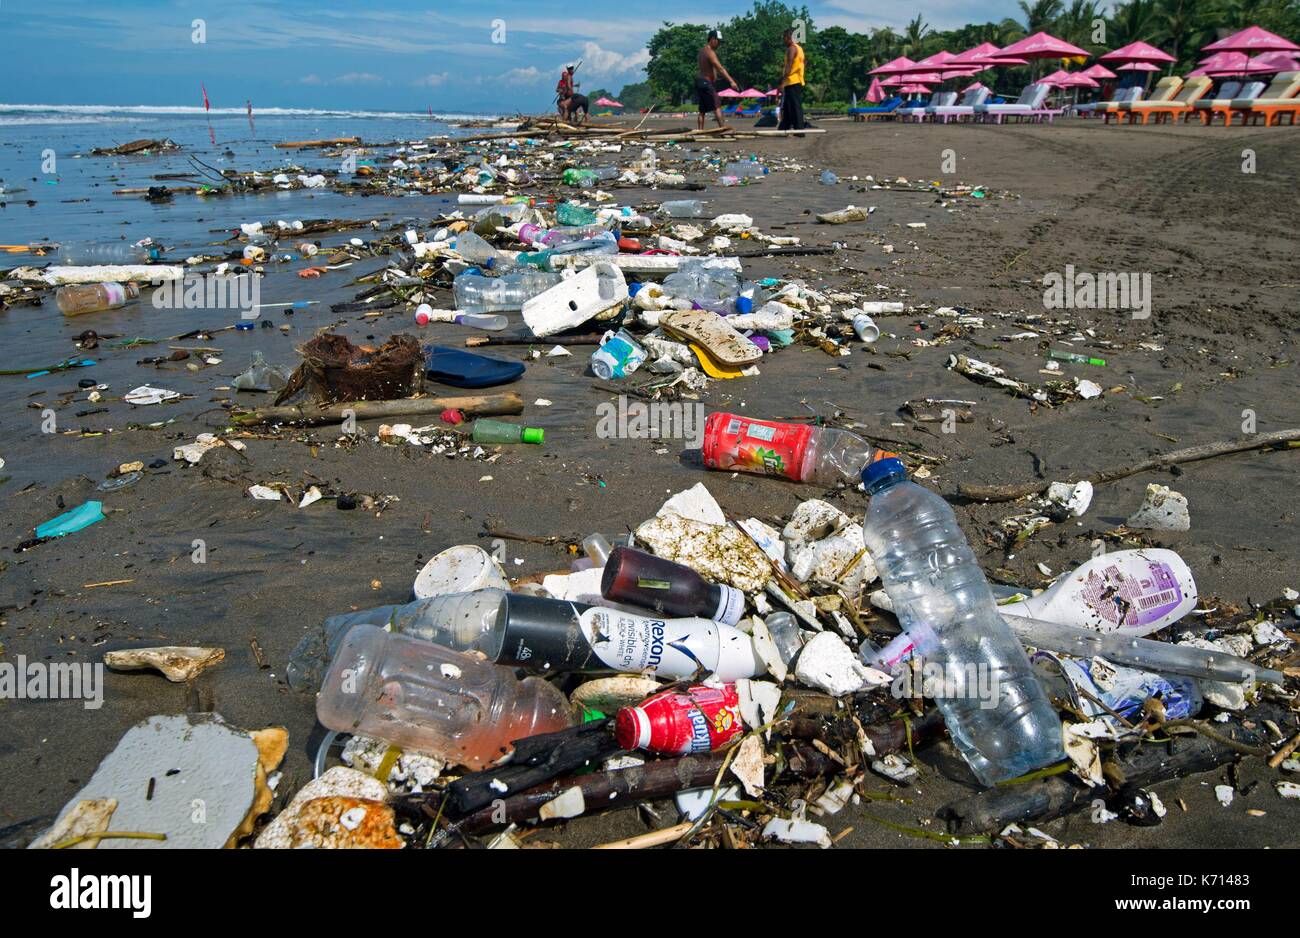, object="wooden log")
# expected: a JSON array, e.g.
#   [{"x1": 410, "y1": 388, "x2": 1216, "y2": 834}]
[
  {"x1": 273, "y1": 137, "x2": 361, "y2": 149},
  {"x1": 957, "y1": 428, "x2": 1300, "y2": 502},
  {"x1": 230, "y1": 392, "x2": 523, "y2": 427}
]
